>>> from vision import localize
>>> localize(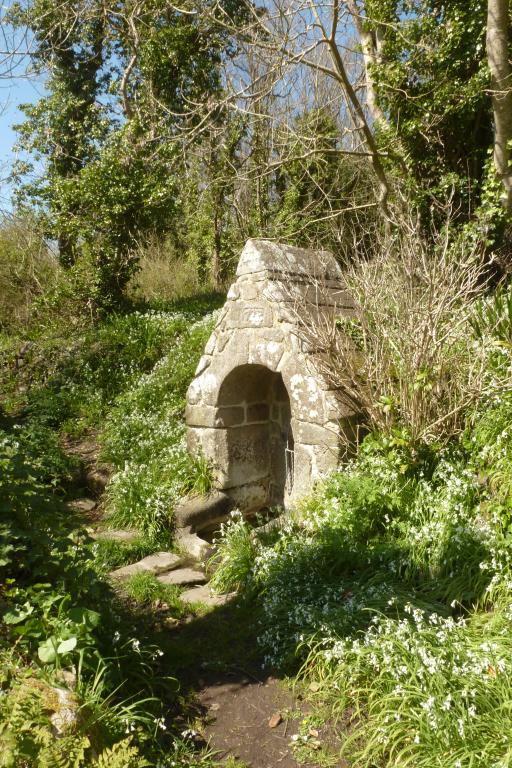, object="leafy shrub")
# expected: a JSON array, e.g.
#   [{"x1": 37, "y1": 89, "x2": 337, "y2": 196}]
[
  {"x1": 10, "y1": 421, "x2": 79, "y2": 487},
  {"x1": 126, "y1": 234, "x2": 203, "y2": 304},
  {"x1": 212, "y1": 424, "x2": 512, "y2": 765},
  {"x1": 0, "y1": 433, "x2": 178, "y2": 763}
]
